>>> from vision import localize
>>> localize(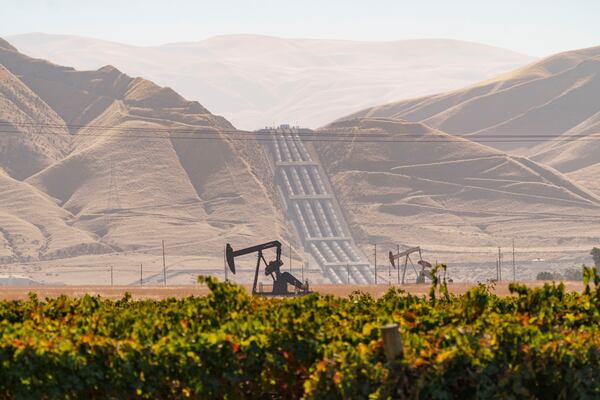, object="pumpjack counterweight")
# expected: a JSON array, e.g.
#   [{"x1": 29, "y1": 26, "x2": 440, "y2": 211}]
[{"x1": 225, "y1": 241, "x2": 310, "y2": 296}]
